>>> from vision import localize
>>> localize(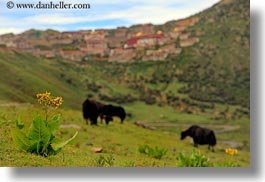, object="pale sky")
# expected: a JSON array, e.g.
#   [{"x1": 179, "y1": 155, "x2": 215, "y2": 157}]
[{"x1": 0, "y1": 0, "x2": 220, "y2": 35}]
